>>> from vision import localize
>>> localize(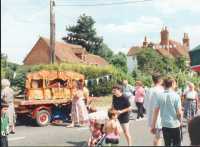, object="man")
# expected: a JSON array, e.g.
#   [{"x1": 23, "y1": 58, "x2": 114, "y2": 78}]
[
  {"x1": 122, "y1": 80, "x2": 136, "y2": 113},
  {"x1": 144, "y1": 74, "x2": 163, "y2": 146},
  {"x1": 151, "y1": 77, "x2": 183, "y2": 146},
  {"x1": 1, "y1": 79, "x2": 15, "y2": 134},
  {"x1": 188, "y1": 116, "x2": 200, "y2": 146},
  {"x1": 112, "y1": 84, "x2": 132, "y2": 146}
]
